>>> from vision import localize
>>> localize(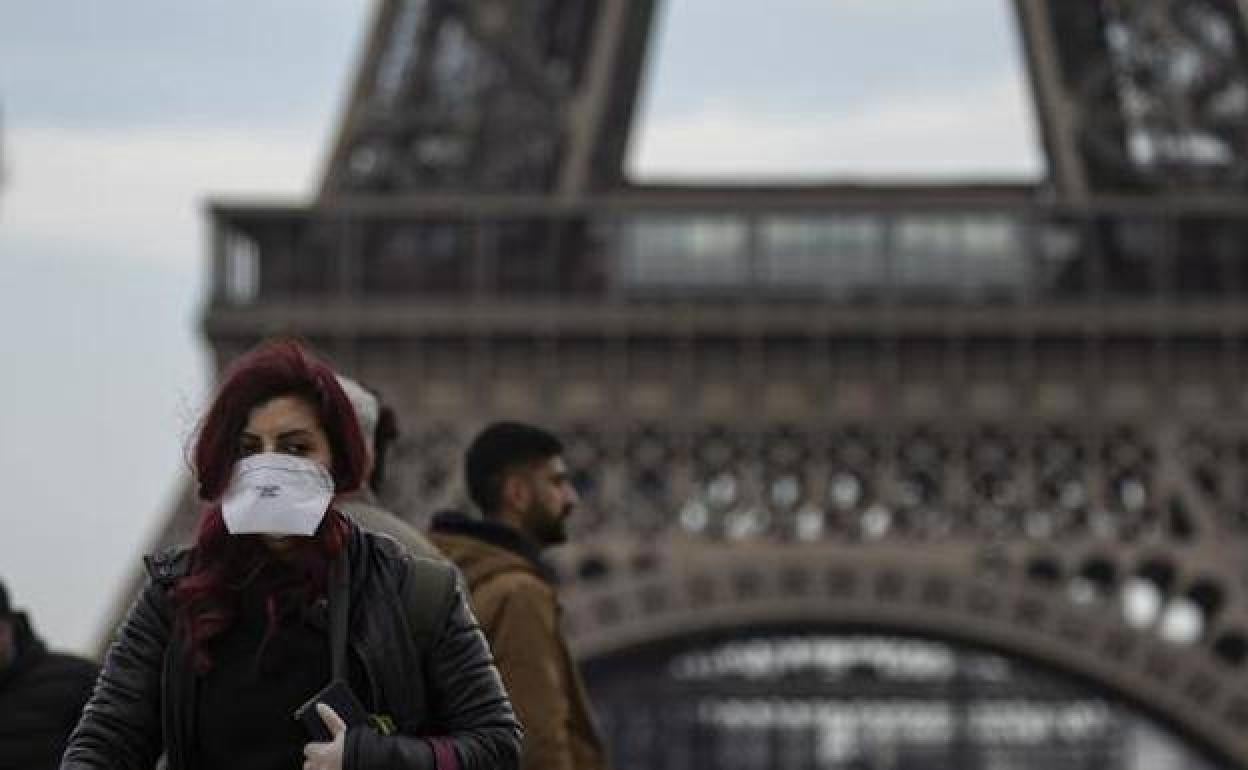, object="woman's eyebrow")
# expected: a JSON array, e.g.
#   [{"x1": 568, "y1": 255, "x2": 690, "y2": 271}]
[
  {"x1": 239, "y1": 428, "x2": 314, "y2": 440},
  {"x1": 276, "y1": 428, "x2": 315, "y2": 440}
]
